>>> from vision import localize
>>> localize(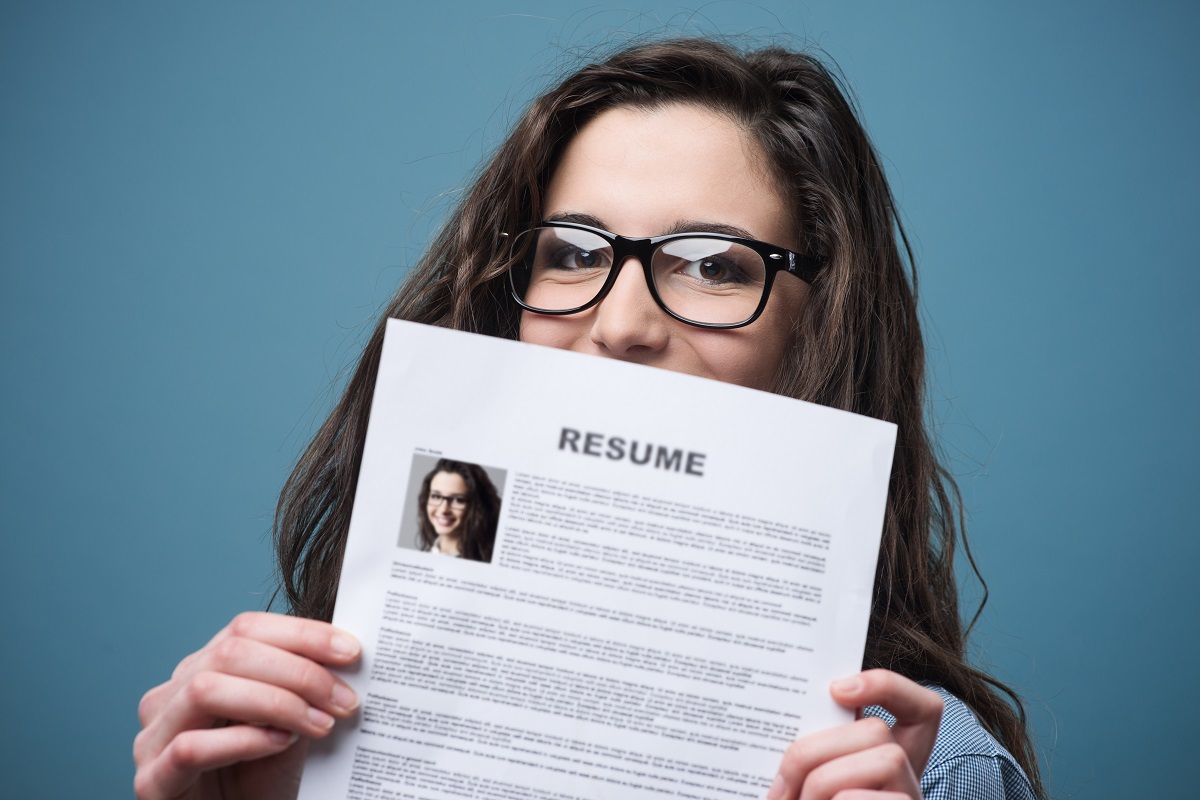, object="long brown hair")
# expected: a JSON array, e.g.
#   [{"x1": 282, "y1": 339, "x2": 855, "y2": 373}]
[
  {"x1": 274, "y1": 37, "x2": 1042, "y2": 795},
  {"x1": 416, "y1": 459, "x2": 501, "y2": 562}
]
